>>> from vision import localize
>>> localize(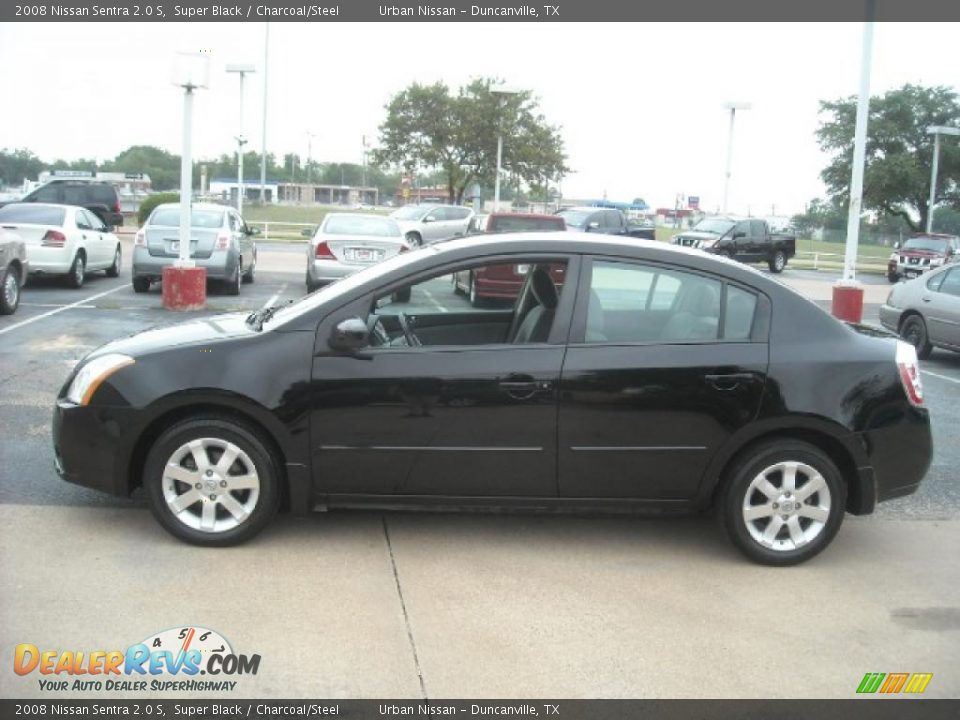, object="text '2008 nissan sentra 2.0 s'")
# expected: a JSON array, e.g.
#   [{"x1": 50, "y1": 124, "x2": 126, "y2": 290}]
[{"x1": 53, "y1": 232, "x2": 933, "y2": 565}]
